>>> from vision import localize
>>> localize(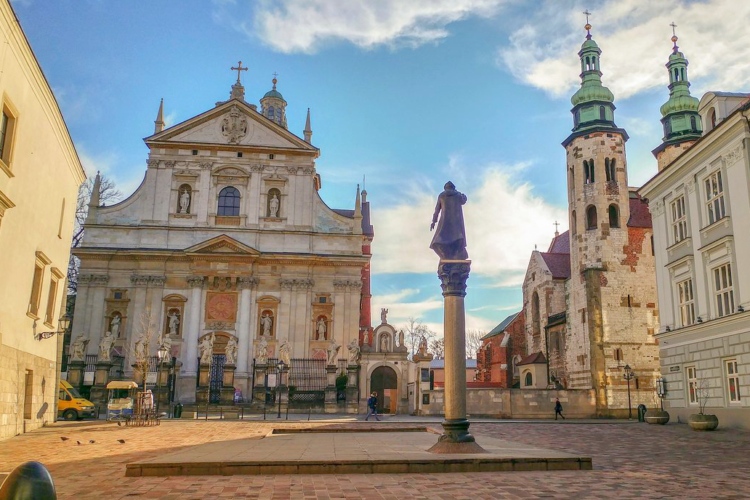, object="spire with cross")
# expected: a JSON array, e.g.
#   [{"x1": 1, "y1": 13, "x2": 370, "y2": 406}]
[
  {"x1": 583, "y1": 9, "x2": 592, "y2": 38},
  {"x1": 231, "y1": 61, "x2": 248, "y2": 84},
  {"x1": 670, "y1": 22, "x2": 679, "y2": 52},
  {"x1": 554, "y1": 220, "x2": 560, "y2": 236}
]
